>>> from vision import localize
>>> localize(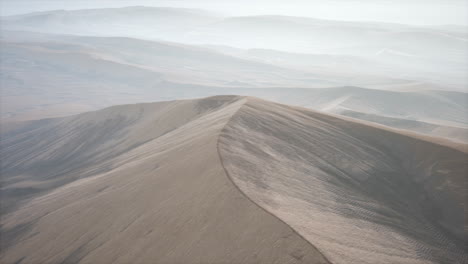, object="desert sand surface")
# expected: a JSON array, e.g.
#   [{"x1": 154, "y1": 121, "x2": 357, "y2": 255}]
[
  {"x1": 339, "y1": 110, "x2": 468, "y2": 143},
  {"x1": 0, "y1": 96, "x2": 328, "y2": 264},
  {"x1": 219, "y1": 98, "x2": 467, "y2": 264},
  {"x1": 2, "y1": 30, "x2": 466, "y2": 146},
  {"x1": 3, "y1": 6, "x2": 466, "y2": 91},
  {"x1": 1, "y1": 96, "x2": 466, "y2": 263}
]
